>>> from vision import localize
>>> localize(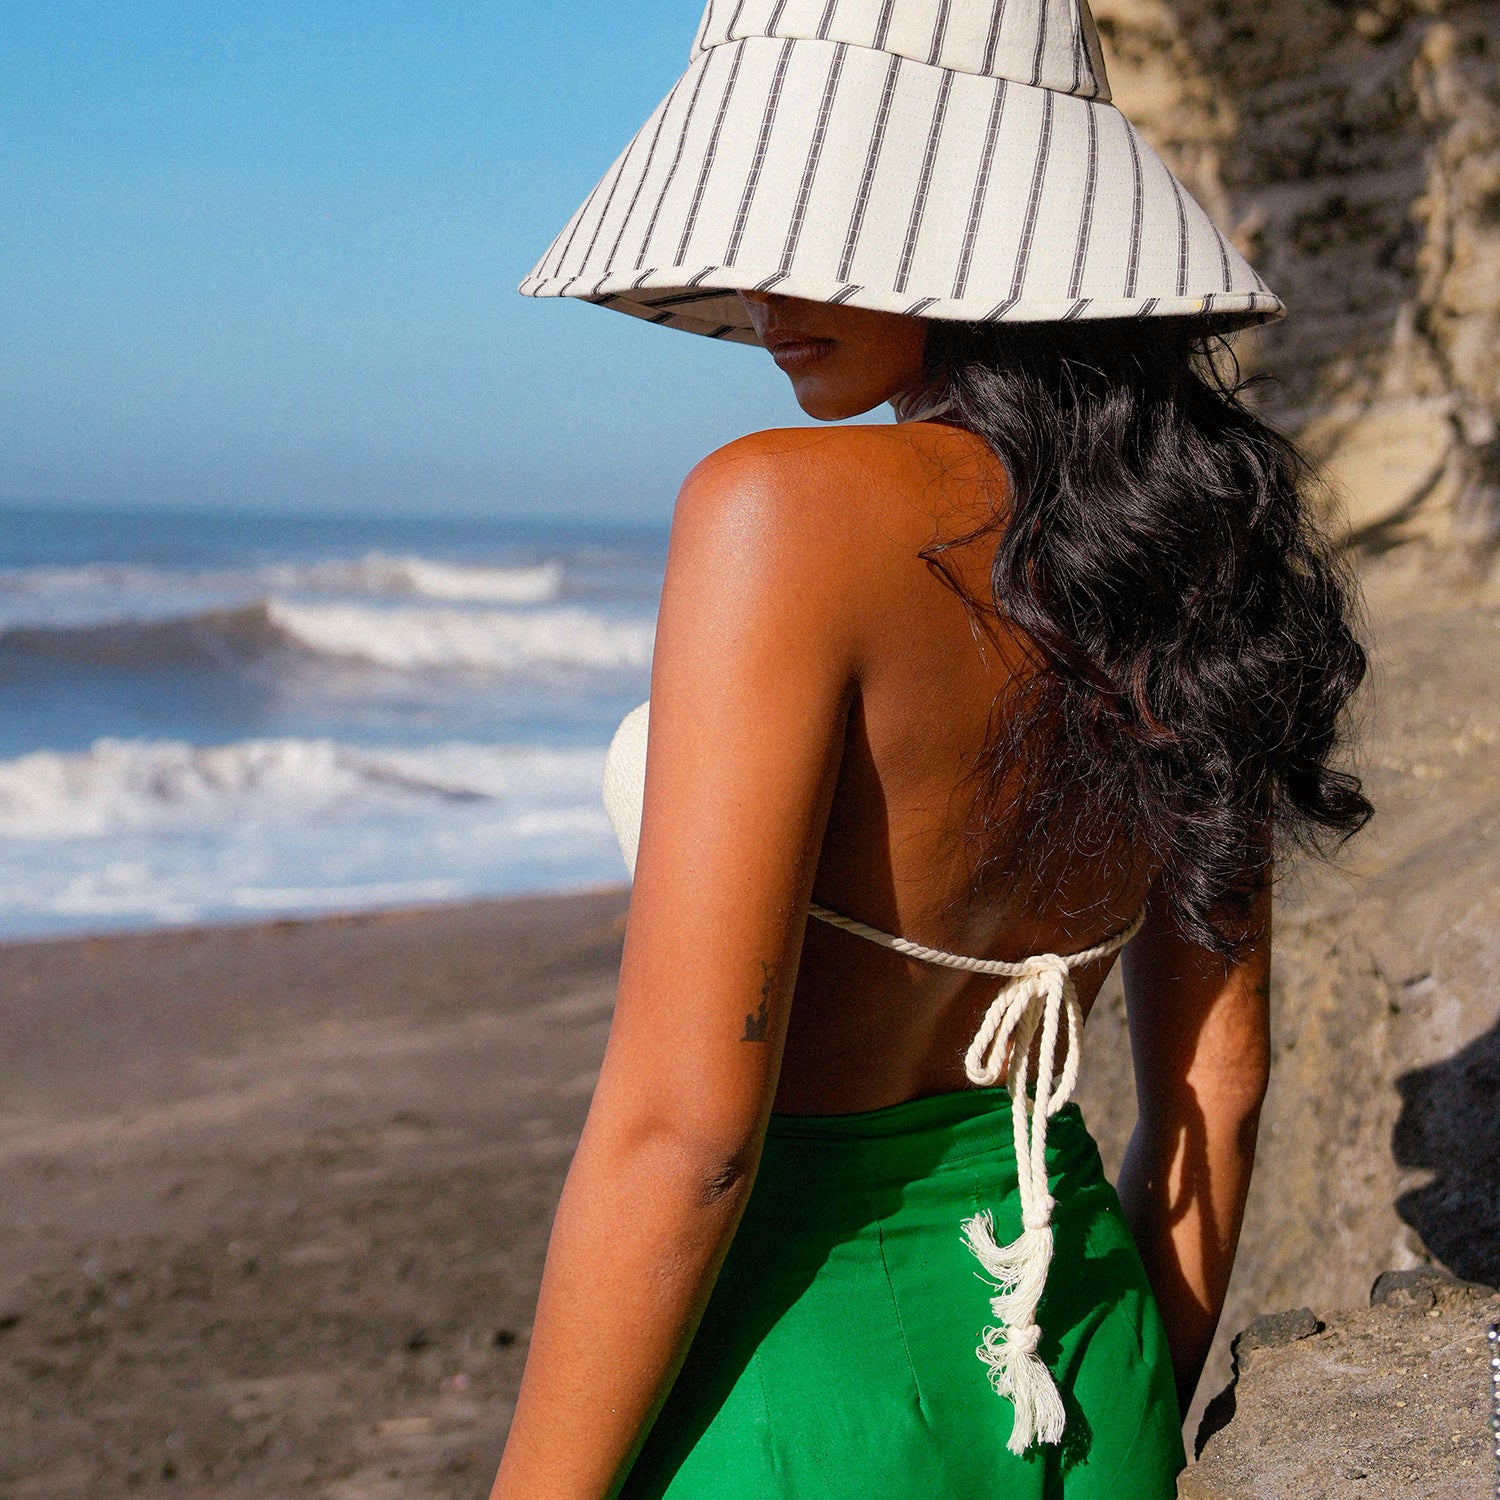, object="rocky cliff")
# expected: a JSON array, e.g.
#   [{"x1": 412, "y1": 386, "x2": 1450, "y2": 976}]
[{"x1": 1095, "y1": 0, "x2": 1500, "y2": 547}]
